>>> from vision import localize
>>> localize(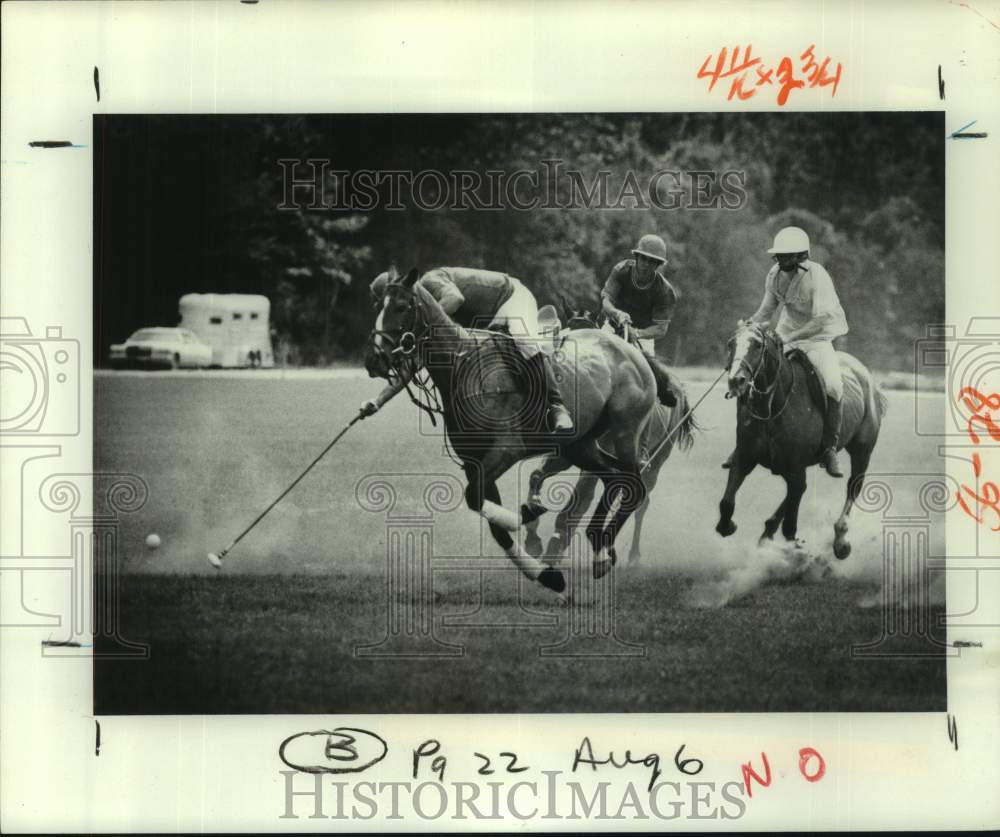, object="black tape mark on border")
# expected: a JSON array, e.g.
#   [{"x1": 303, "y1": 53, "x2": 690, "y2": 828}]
[
  {"x1": 95, "y1": 720, "x2": 101, "y2": 756},
  {"x1": 28, "y1": 141, "x2": 73, "y2": 149},
  {"x1": 947, "y1": 714, "x2": 958, "y2": 751},
  {"x1": 948, "y1": 119, "x2": 988, "y2": 140},
  {"x1": 94, "y1": 66, "x2": 101, "y2": 102},
  {"x1": 938, "y1": 65, "x2": 945, "y2": 99}
]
